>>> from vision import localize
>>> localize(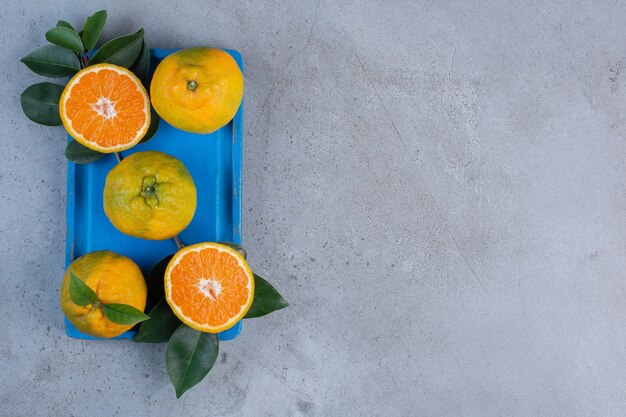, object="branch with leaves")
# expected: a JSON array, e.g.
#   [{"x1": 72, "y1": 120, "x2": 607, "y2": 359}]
[
  {"x1": 69, "y1": 270, "x2": 150, "y2": 325},
  {"x1": 20, "y1": 10, "x2": 159, "y2": 164},
  {"x1": 134, "y1": 242, "x2": 289, "y2": 398},
  {"x1": 67, "y1": 243, "x2": 288, "y2": 398},
  {"x1": 25, "y1": 10, "x2": 289, "y2": 400}
]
